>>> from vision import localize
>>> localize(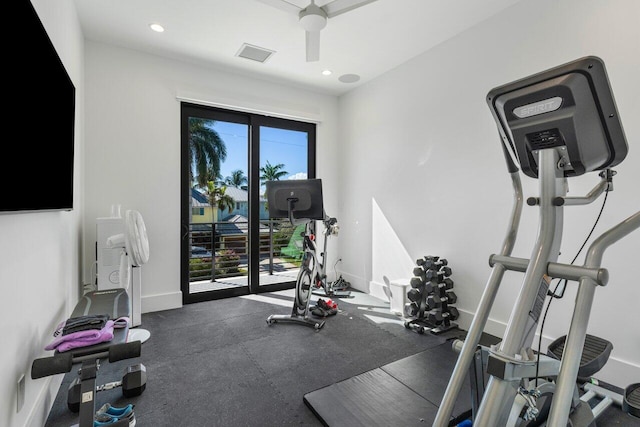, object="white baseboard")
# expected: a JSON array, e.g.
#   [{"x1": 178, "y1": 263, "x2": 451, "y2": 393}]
[
  {"x1": 26, "y1": 375, "x2": 63, "y2": 427},
  {"x1": 141, "y1": 291, "x2": 182, "y2": 314},
  {"x1": 369, "y1": 280, "x2": 391, "y2": 303}
]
